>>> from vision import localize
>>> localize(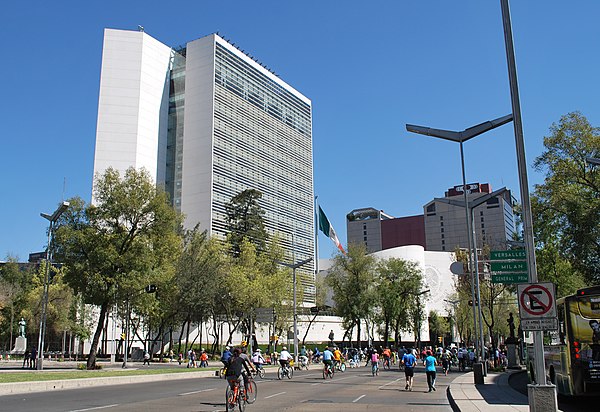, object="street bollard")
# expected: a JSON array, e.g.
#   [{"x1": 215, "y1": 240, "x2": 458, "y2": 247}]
[{"x1": 473, "y1": 362, "x2": 484, "y2": 384}]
